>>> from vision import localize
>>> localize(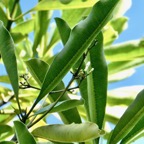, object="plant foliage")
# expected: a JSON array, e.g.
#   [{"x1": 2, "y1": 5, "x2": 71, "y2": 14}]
[{"x1": 0, "y1": 0, "x2": 144, "y2": 144}]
